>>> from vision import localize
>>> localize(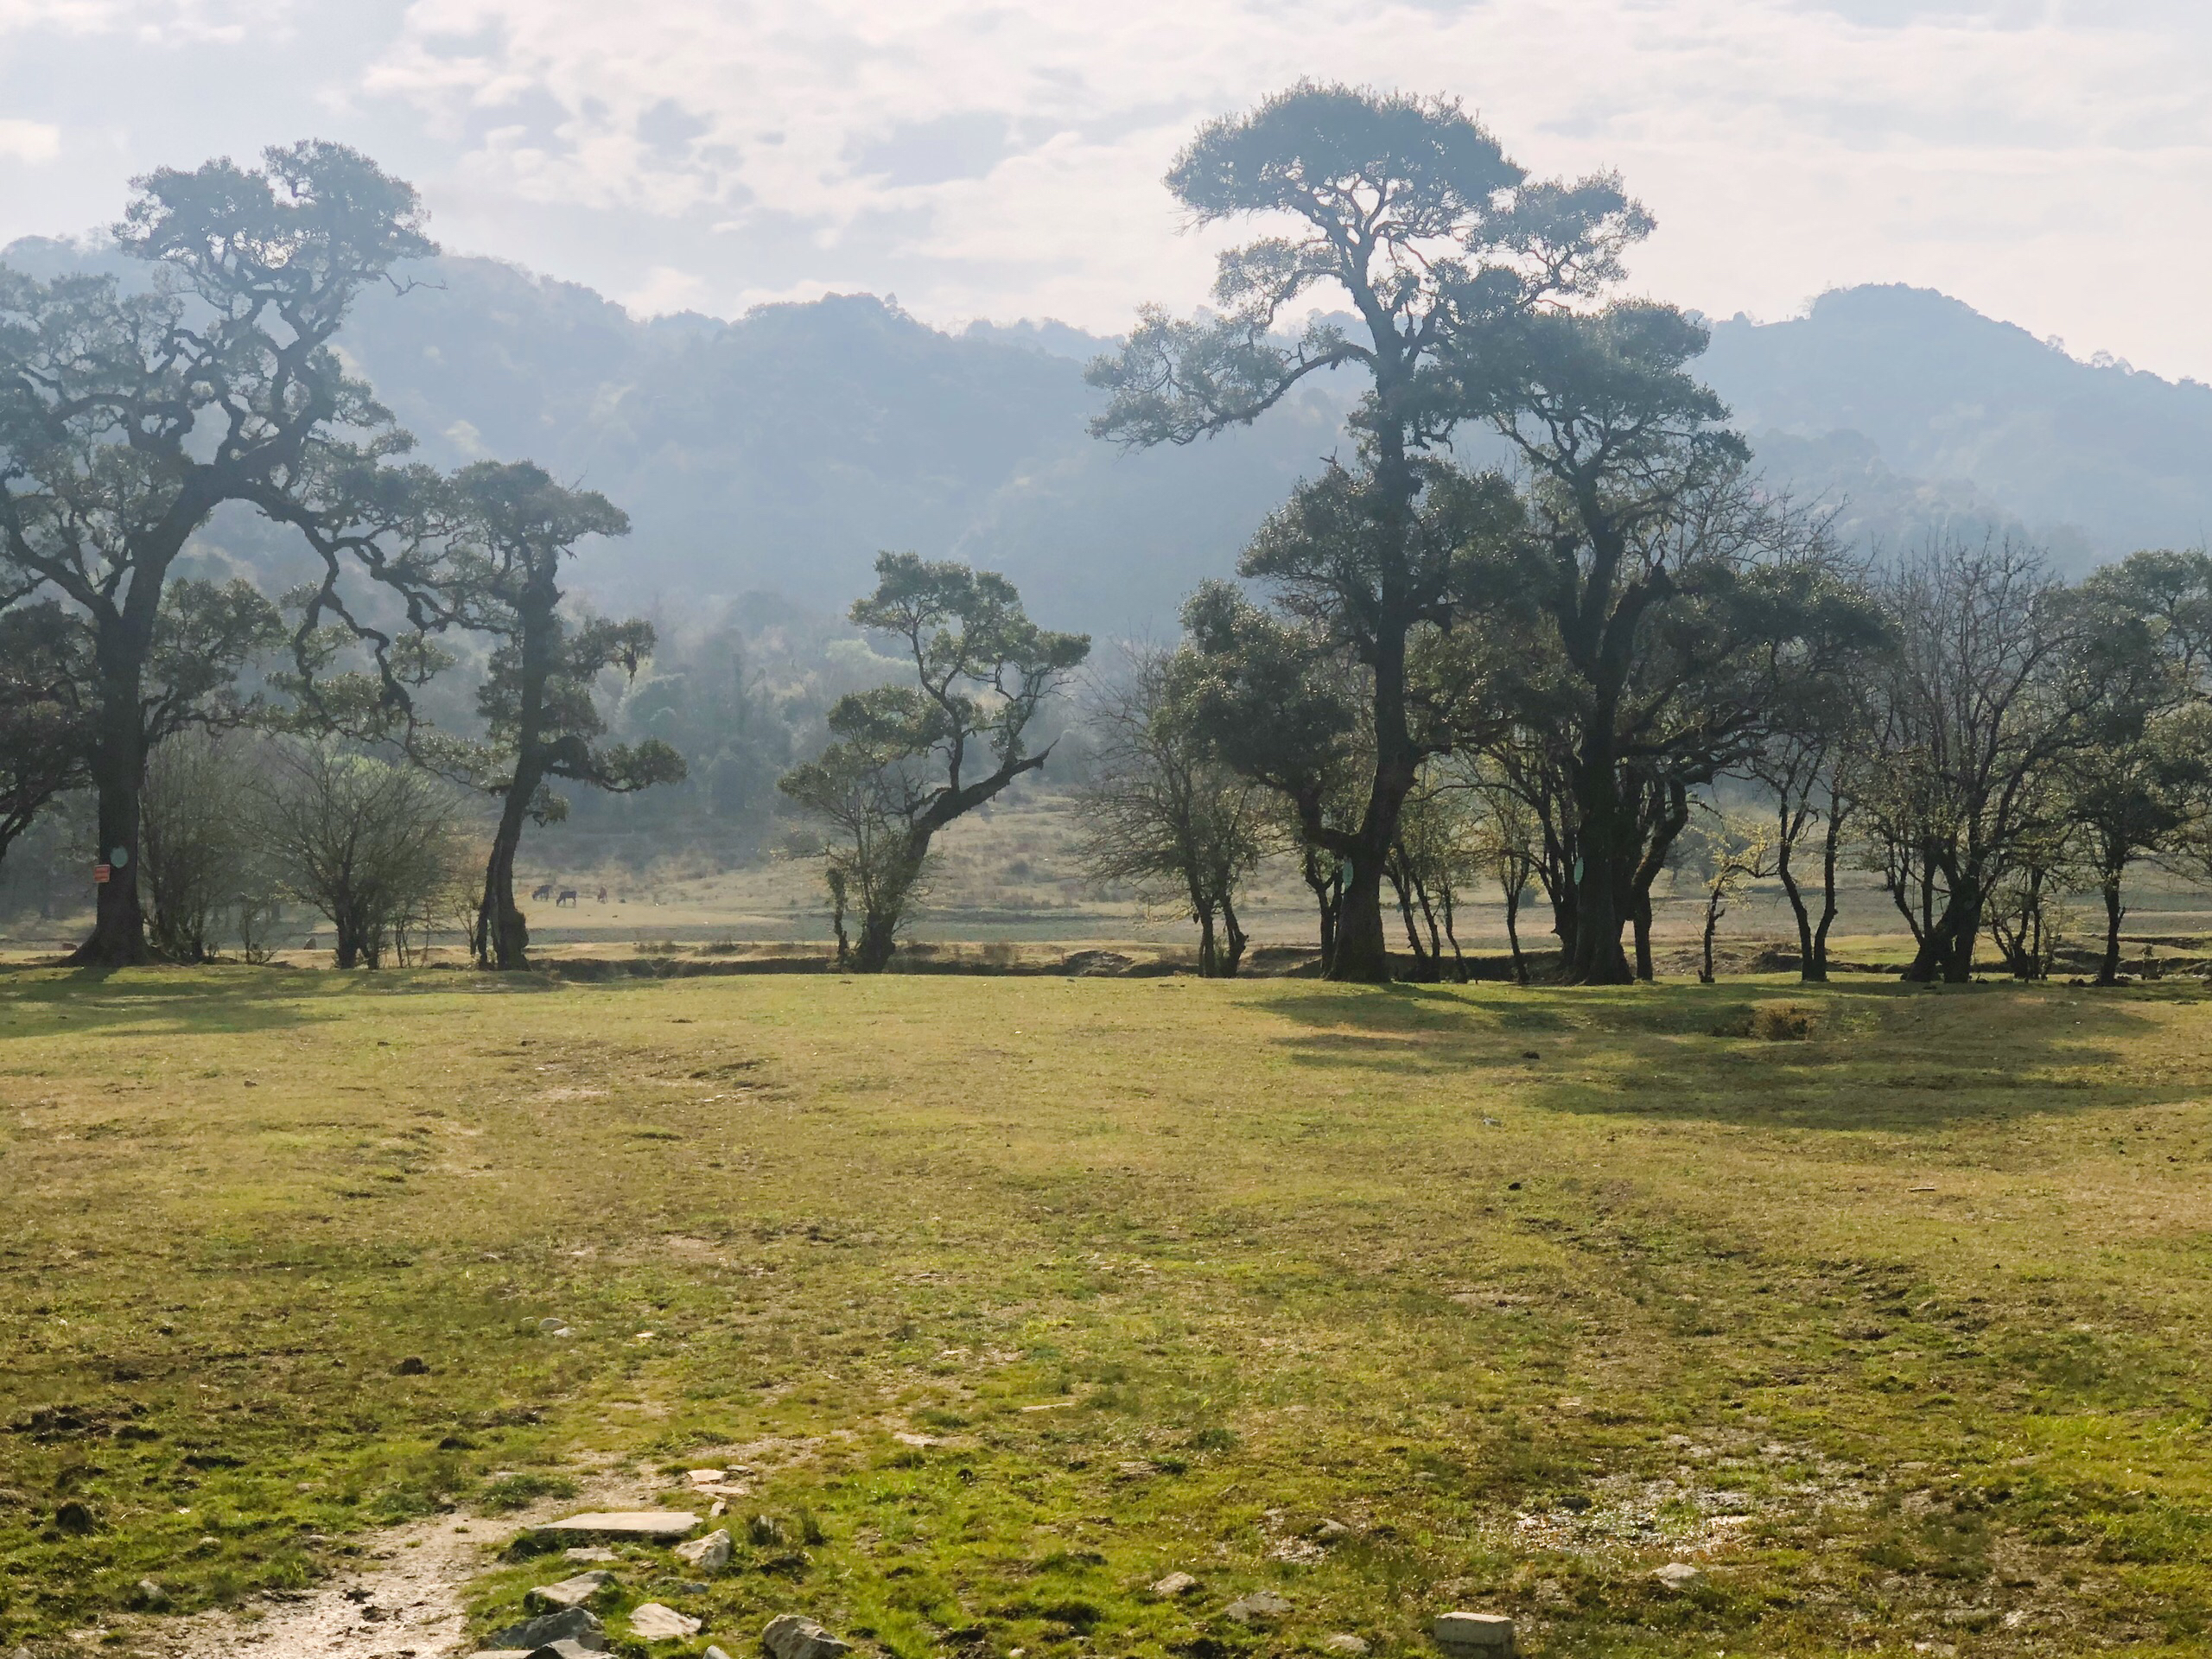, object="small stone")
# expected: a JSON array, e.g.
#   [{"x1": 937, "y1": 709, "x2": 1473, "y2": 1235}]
[
  {"x1": 893, "y1": 1431, "x2": 940, "y2": 1447},
  {"x1": 630, "y1": 1603, "x2": 702, "y2": 1639},
  {"x1": 483, "y1": 1605, "x2": 607, "y2": 1652},
  {"x1": 674, "y1": 1529, "x2": 733, "y2": 1573},
  {"x1": 533, "y1": 1510, "x2": 699, "y2": 1541},
  {"x1": 538, "y1": 1318, "x2": 569, "y2": 1334},
  {"x1": 1650, "y1": 1561, "x2": 1702, "y2": 1592},
  {"x1": 1225, "y1": 1591, "x2": 1292, "y2": 1623},
  {"x1": 527, "y1": 1571, "x2": 615, "y2": 1610},
  {"x1": 394, "y1": 1355, "x2": 429, "y2": 1376},
  {"x1": 133, "y1": 1577, "x2": 169, "y2": 1608},
  {"x1": 1151, "y1": 1572, "x2": 1198, "y2": 1597},
  {"x1": 705, "y1": 1649, "x2": 734, "y2": 1659},
  {"x1": 709, "y1": 1498, "x2": 728, "y2": 1517},
  {"x1": 1324, "y1": 1637, "x2": 1370, "y2": 1656},
  {"x1": 563, "y1": 1547, "x2": 619, "y2": 1564},
  {"x1": 687, "y1": 1469, "x2": 728, "y2": 1486},
  {"x1": 523, "y1": 1644, "x2": 604, "y2": 1659},
  {"x1": 1433, "y1": 1611, "x2": 1516, "y2": 1653},
  {"x1": 763, "y1": 1612, "x2": 854, "y2": 1659},
  {"x1": 1314, "y1": 1517, "x2": 1353, "y2": 1542}
]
